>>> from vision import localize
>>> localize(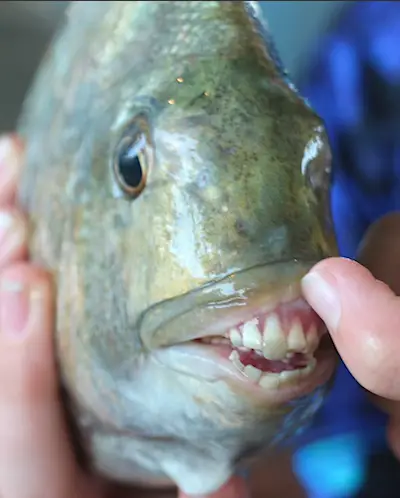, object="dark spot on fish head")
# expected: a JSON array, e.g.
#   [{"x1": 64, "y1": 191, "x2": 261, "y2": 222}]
[
  {"x1": 220, "y1": 146, "x2": 238, "y2": 156},
  {"x1": 235, "y1": 218, "x2": 252, "y2": 238},
  {"x1": 196, "y1": 169, "x2": 212, "y2": 189},
  {"x1": 112, "y1": 213, "x2": 126, "y2": 229},
  {"x1": 71, "y1": 177, "x2": 87, "y2": 203}
]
